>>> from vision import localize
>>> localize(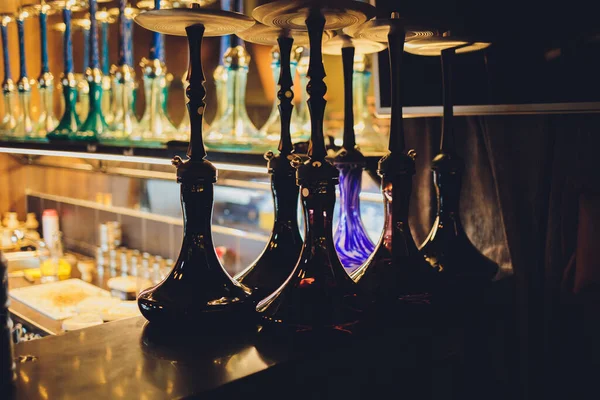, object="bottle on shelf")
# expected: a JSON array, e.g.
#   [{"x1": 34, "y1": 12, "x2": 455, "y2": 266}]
[
  {"x1": 0, "y1": 13, "x2": 18, "y2": 136},
  {"x1": 73, "y1": 0, "x2": 110, "y2": 141},
  {"x1": 47, "y1": 1, "x2": 88, "y2": 140},
  {"x1": 133, "y1": 0, "x2": 177, "y2": 143},
  {"x1": 12, "y1": 8, "x2": 36, "y2": 139}
]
